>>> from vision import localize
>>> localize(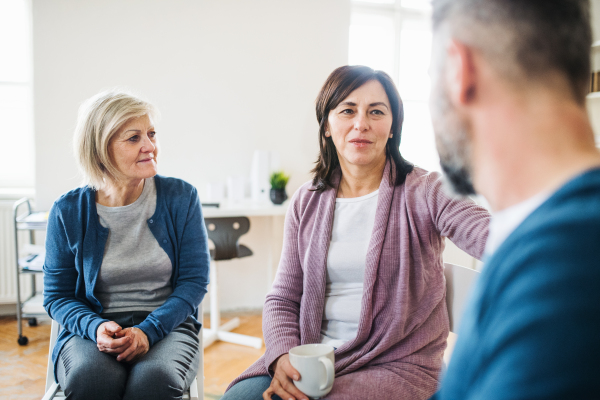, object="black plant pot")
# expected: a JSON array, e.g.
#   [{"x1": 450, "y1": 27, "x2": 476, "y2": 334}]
[{"x1": 270, "y1": 188, "x2": 288, "y2": 205}]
